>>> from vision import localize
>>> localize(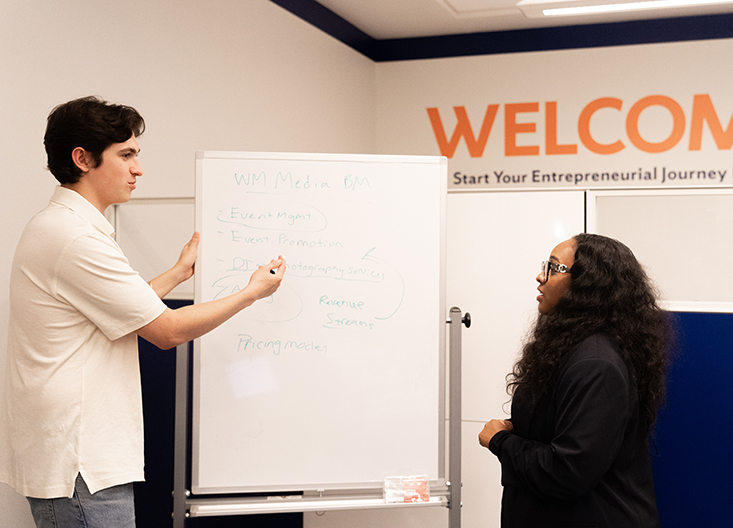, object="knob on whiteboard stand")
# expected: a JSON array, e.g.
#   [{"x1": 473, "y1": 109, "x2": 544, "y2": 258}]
[{"x1": 447, "y1": 307, "x2": 470, "y2": 528}]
